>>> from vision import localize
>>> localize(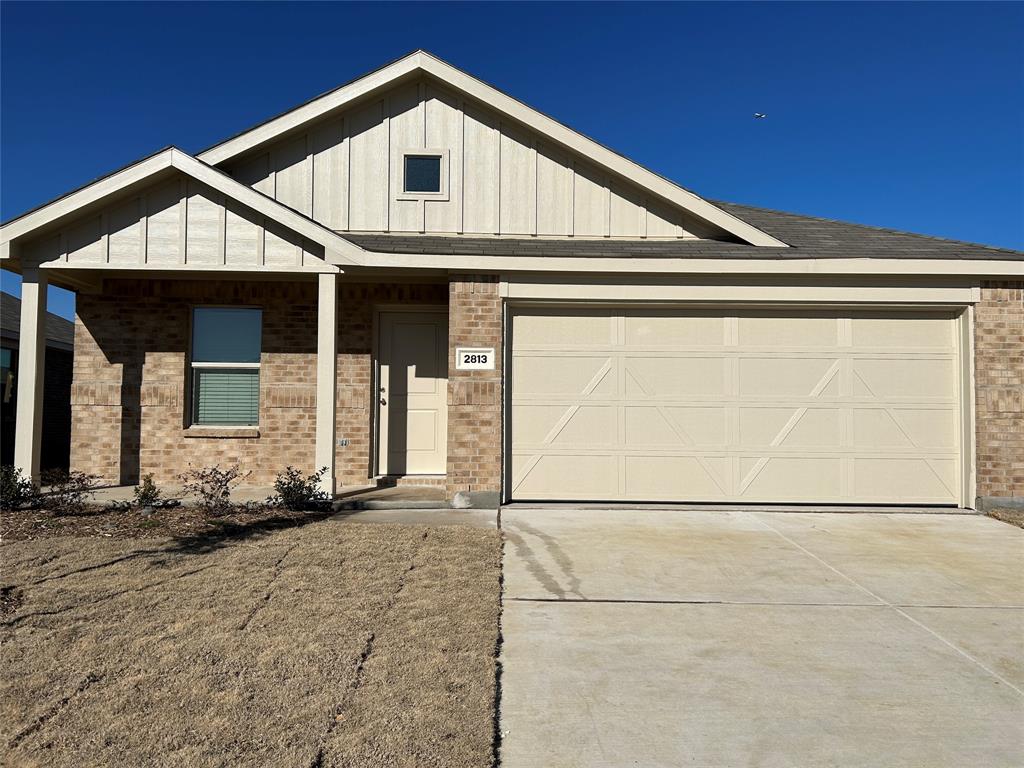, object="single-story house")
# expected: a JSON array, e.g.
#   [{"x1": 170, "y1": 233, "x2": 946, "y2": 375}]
[
  {"x1": 1, "y1": 291, "x2": 74, "y2": 472},
  {"x1": 1, "y1": 51, "x2": 1021, "y2": 509}
]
